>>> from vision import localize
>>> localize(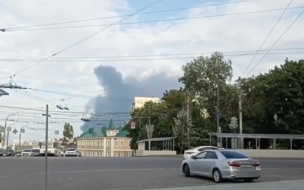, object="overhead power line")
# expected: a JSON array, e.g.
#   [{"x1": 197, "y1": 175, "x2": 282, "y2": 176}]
[
  {"x1": 0, "y1": 104, "x2": 133, "y2": 115},
  {"x1": 246, "y1": 8, "x2": 304, "y2": 76},
  {"x1": 241, "y1": 0, "x2": 294, "y2": 77},
  {"x1": 0, "y1": 0, "x2": 253, "y2": 31},
  {"x1": 1, "y1": 48, "x2": 304, "y2": 62},
  {"x1": 0, "y1": 38, "x2": 303, "y2": 101},
  {"x1": 3, "y1": 6, "x2": 303, "y2": 32},
  {"x1": 12, "y1": 0, "x2": 164, "y2": 76}
]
